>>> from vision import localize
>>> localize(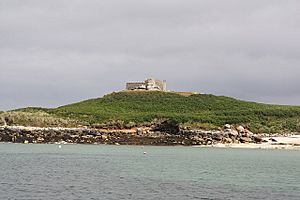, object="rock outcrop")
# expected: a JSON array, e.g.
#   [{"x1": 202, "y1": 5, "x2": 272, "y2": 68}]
[
  {"x1": 178, "y1": 125, "x2": 262, "y2": 145},
  {"x1": 0, "y1": 124, "x2": 267, "y2": 145}
]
